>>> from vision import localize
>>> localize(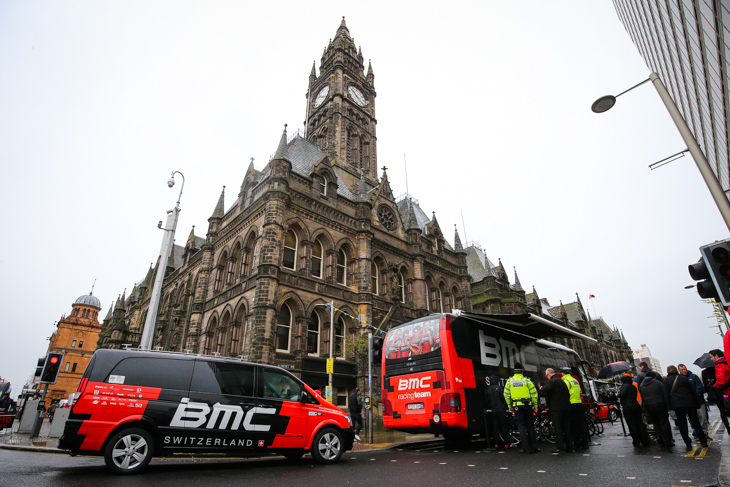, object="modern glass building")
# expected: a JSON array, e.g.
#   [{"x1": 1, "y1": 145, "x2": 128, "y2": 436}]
[{"x1": 614, "y1": 0, "x2": 730, "y2": 192}]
